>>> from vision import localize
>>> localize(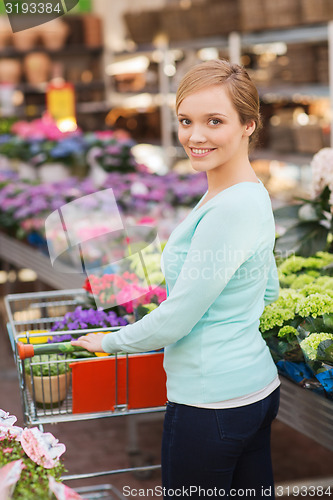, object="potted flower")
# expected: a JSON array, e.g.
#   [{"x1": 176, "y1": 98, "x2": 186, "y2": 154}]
[
  {"x1": 260, "y1": 252, "x2": 333, "y2": 398},
  {"x1": 274, "y1": 147, "x2": 333, "y2": 257},
  {"x1": 0, "y1": 409, "x2": 84, "y2": 499},
  {"x1": 24, "y1": 354, "x2": 70, "y2": 408}
]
